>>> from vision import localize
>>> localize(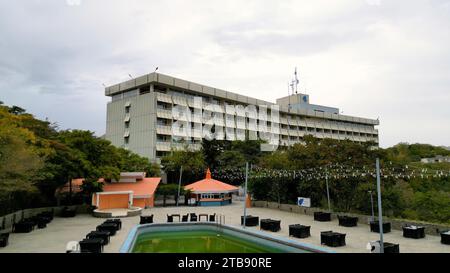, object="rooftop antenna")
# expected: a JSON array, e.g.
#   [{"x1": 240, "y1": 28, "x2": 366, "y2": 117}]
[
  {"x1": 294, "y1": 67, "x2": 299, "y2": 94},
  {"x1": 155, "y1": 67, "x2": 159, "y2": 72},
  {"x1": 128, "y1": 74, "x2": 133, "y2": 79},
  {"x1": 102, "y1": 83, "x2": 106, "y2": 88}
]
